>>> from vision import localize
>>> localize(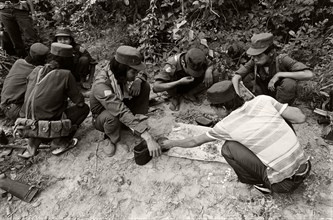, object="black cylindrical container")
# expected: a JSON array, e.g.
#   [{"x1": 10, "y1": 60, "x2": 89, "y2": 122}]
[{"x1": 134, "y1": 140, "x2": 152, "y2": 165}]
